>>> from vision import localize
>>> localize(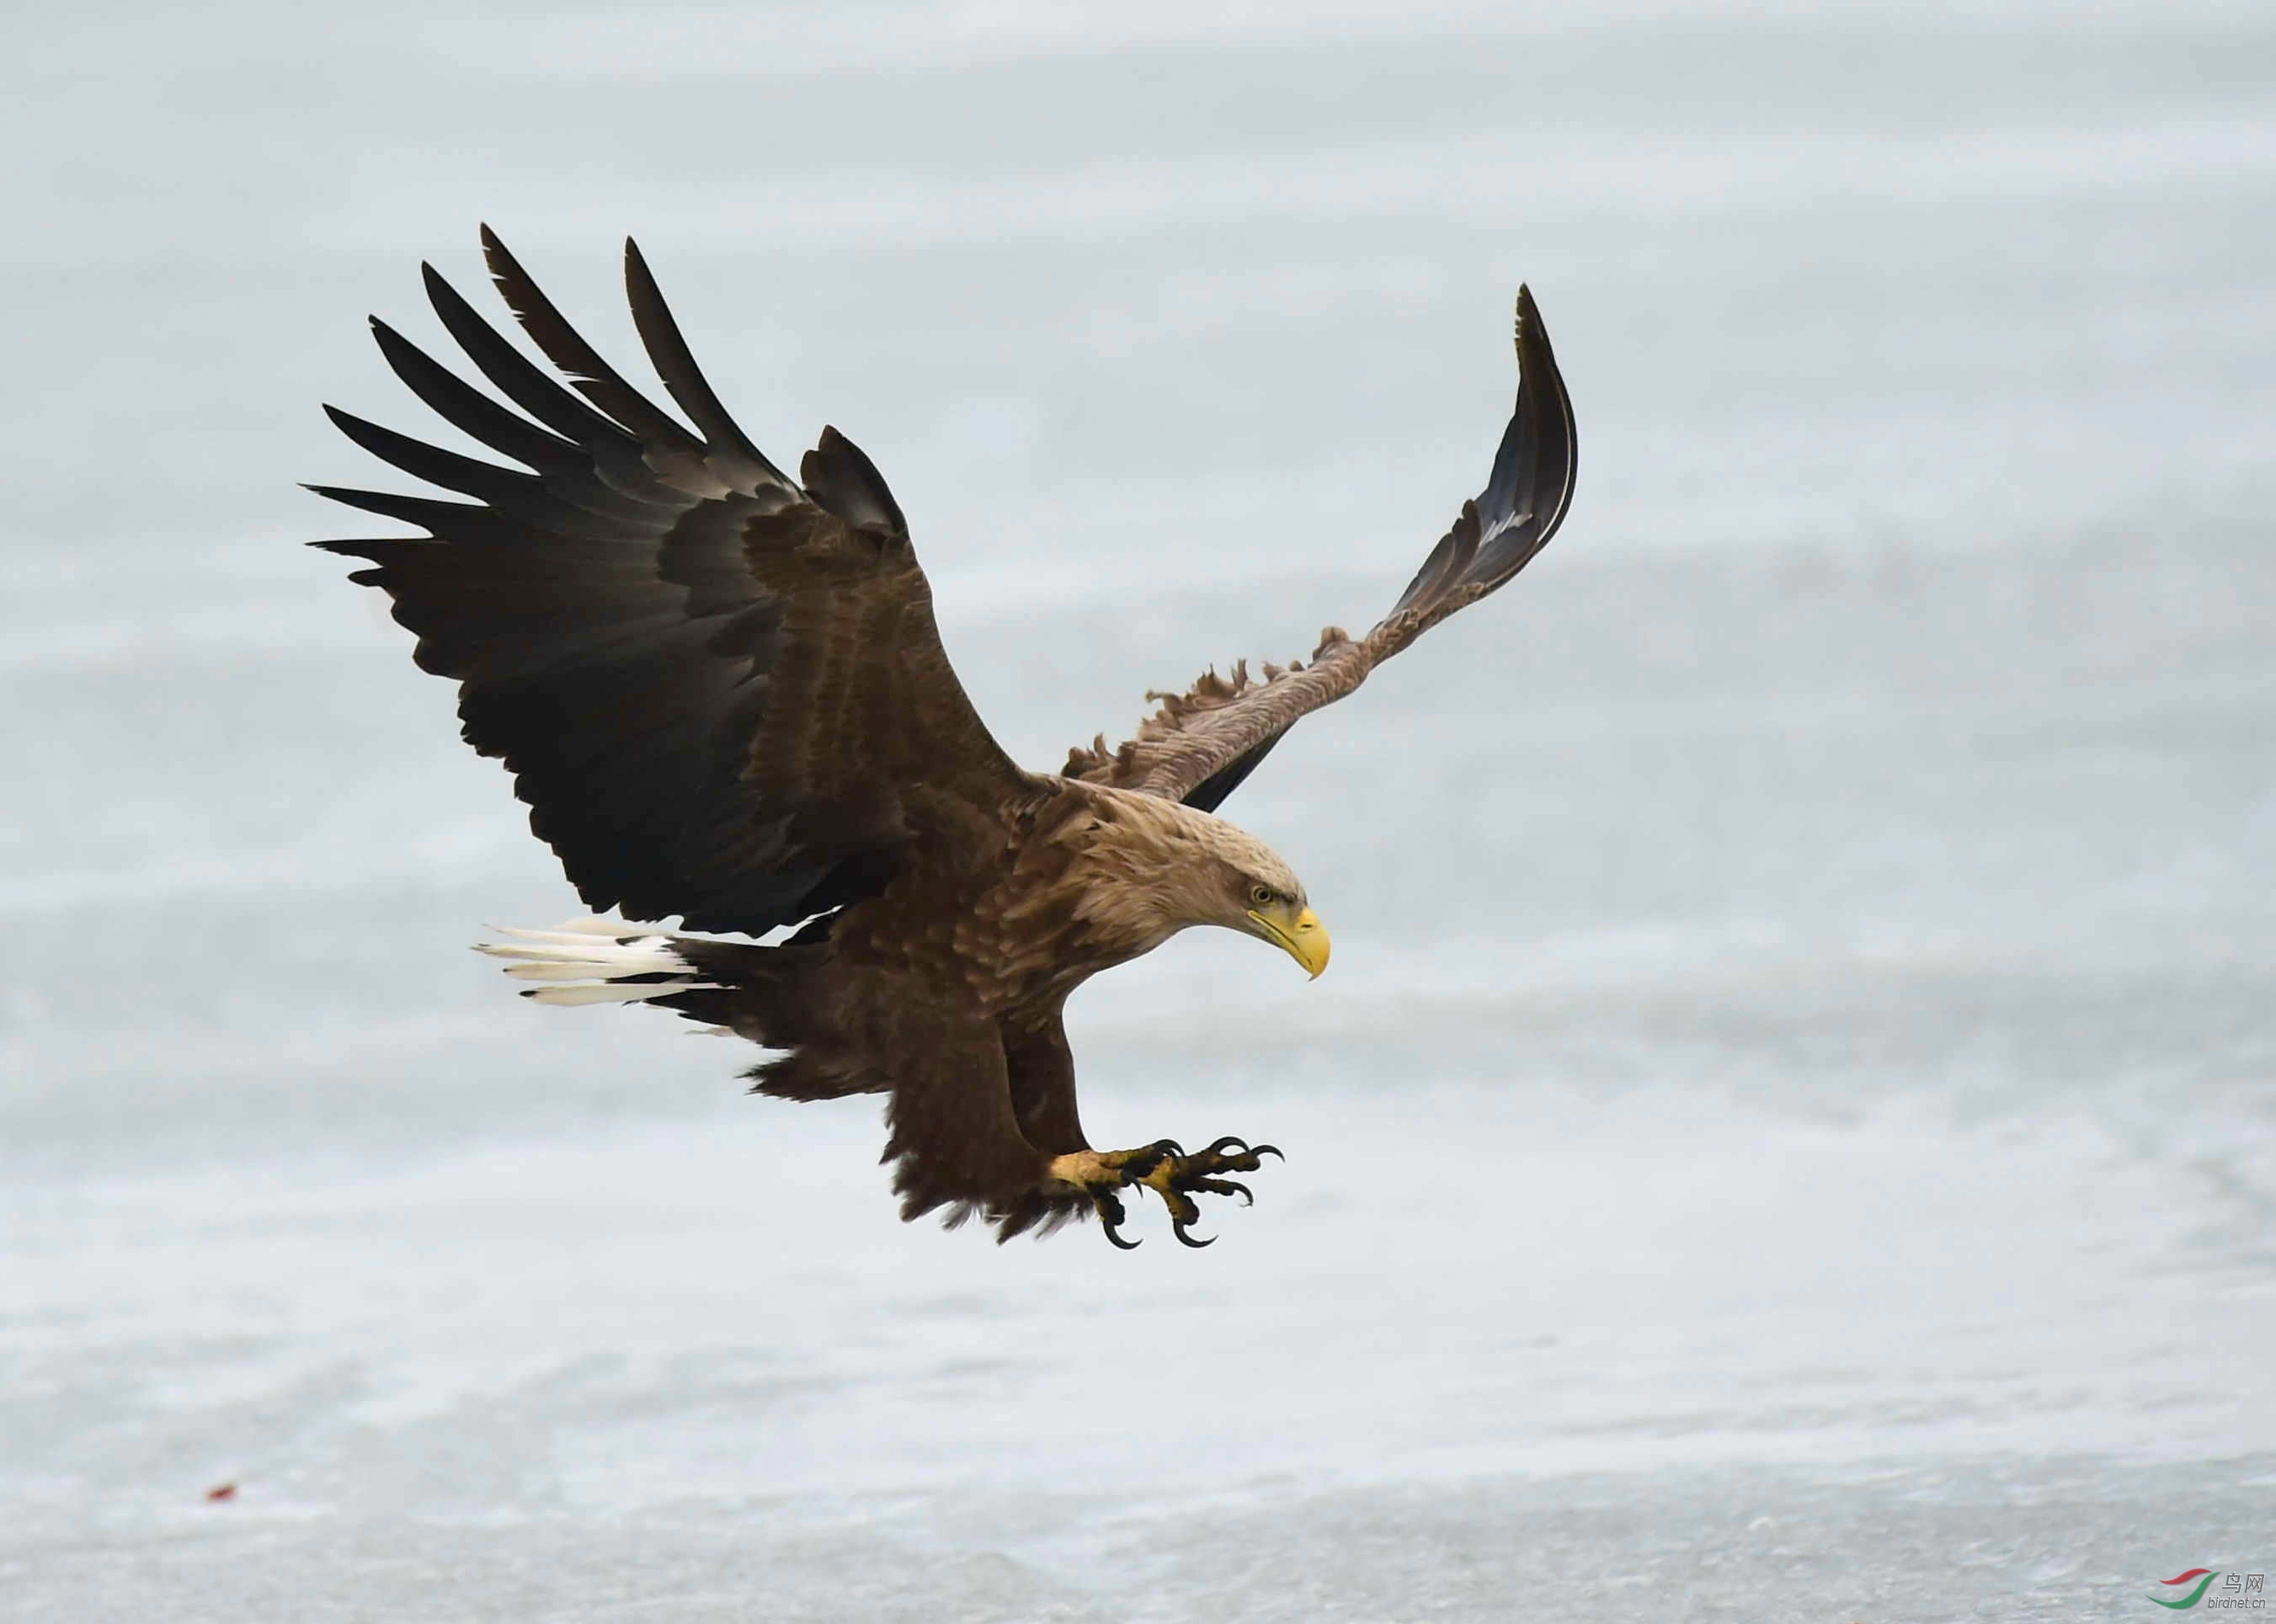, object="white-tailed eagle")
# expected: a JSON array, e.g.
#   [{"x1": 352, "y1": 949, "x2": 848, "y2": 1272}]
[{"x1": 313, "y1": 229, "x2": 1577, "y2": 1247}]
